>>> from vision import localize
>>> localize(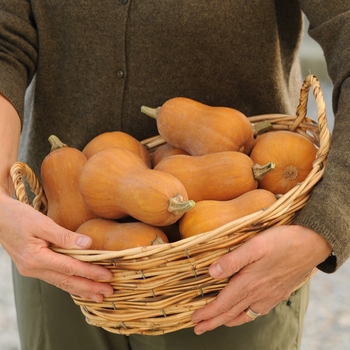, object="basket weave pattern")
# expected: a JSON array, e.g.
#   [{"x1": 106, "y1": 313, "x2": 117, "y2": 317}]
[{"x1": 10, "y1": 75, "x2": 331, "y2": 335}]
